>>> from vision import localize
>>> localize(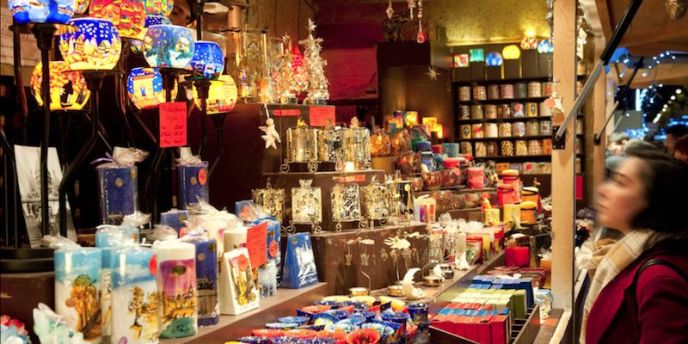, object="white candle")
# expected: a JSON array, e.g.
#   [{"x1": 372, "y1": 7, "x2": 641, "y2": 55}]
[
  {"x1": 223, "y1": 227, "x2": 247, "y2": 253},
  {"x1": 153, "y1": 240, "x2": 197, "y2": 339}
]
